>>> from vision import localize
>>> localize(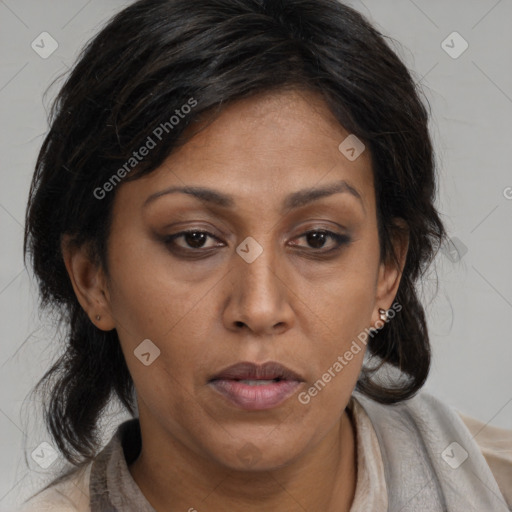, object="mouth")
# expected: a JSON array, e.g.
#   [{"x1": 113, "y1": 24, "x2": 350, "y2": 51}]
[{"x1": 208, "y1": 361, "x2": 304, "y2": 411}]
